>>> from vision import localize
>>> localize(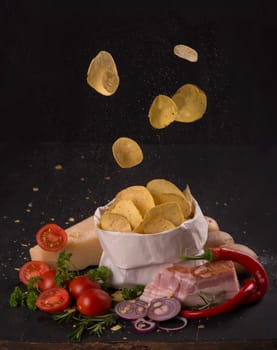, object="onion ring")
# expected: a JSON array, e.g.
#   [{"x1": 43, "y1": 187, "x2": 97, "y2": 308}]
[
  {"x1": 147, "y1": 297, "x2": 182, "y2": 321},
  {"x1": 114, "y1": 299, "x2": 148, "y2": 320}
]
